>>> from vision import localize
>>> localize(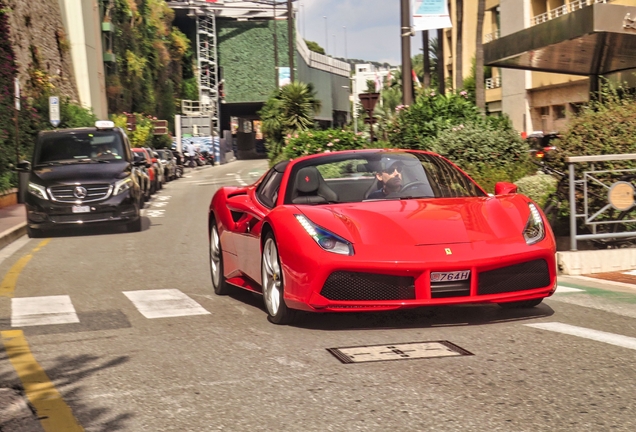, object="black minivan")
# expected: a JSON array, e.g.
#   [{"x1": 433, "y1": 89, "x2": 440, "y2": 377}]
[{"x1": 18, "y1": 121, "x2": 143, "y2": 237}]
